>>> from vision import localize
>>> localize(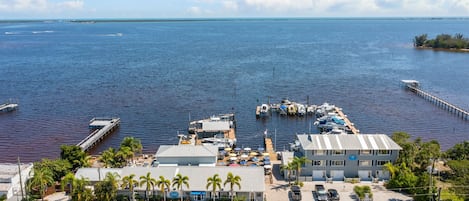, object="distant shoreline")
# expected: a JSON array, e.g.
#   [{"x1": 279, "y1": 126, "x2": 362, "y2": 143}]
[
  {"x1": 415, "y1": 46, "x2": 469, "y2": 53},
  {"x1": 2, "y1": 17, "x2": 469, "y2": 23}
]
